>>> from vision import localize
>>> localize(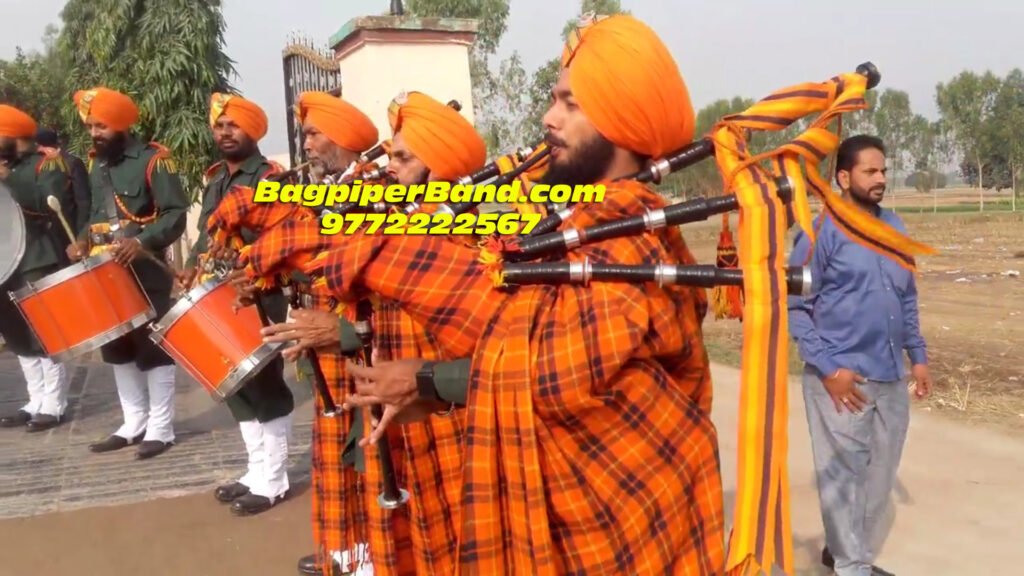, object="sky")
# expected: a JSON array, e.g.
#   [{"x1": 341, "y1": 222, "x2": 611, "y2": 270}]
[{"x1": 2, "y1": 0, "x2": 1023, "y2": 157}]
